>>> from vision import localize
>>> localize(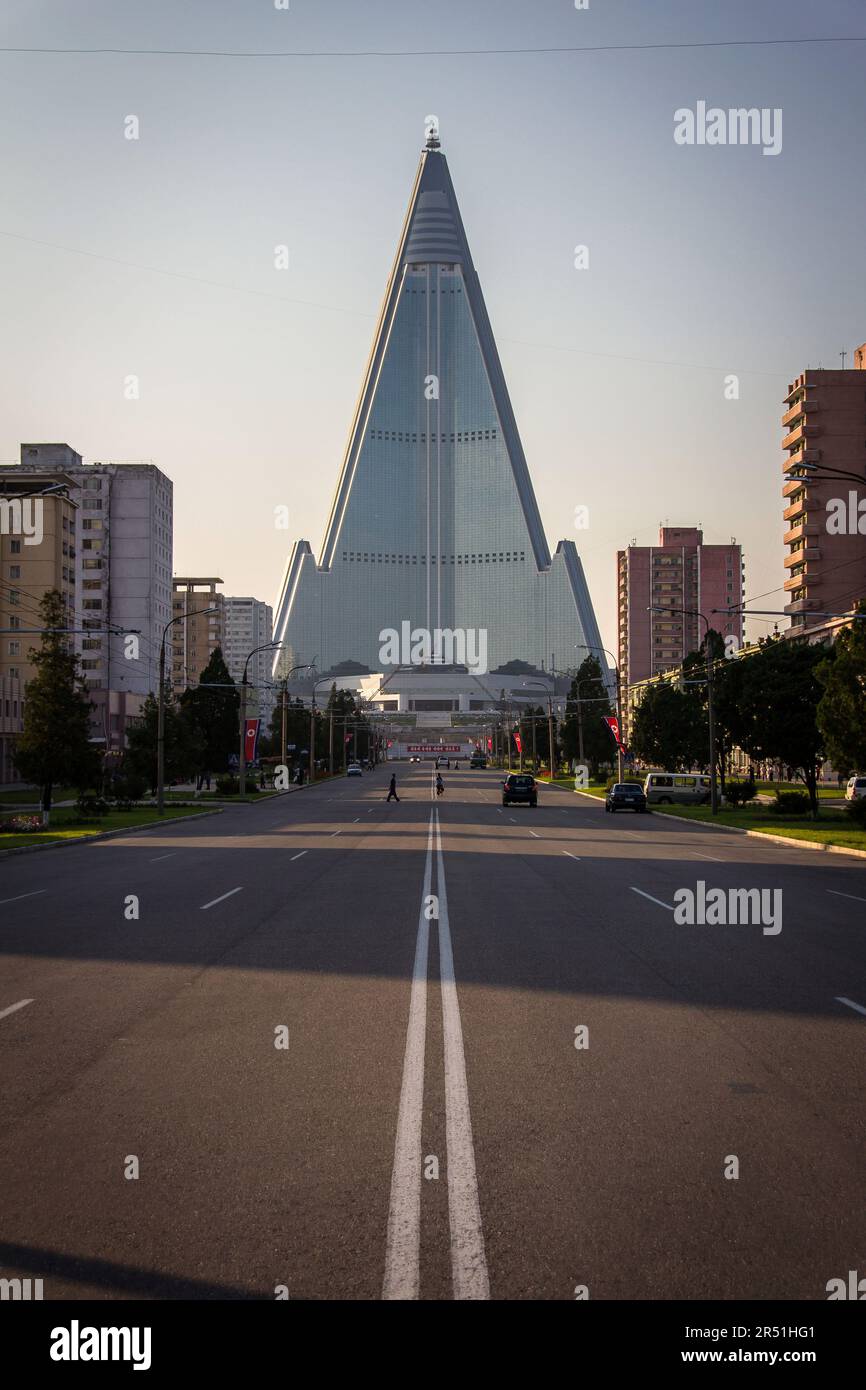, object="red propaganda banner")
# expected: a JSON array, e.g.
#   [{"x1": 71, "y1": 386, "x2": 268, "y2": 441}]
[
  {"x1": 486, "y1": 737, "x2": 492, "y2": 752},
  {"x1": 407, "y1": 744, "x2": 461, "y2": 753},
  {"x1": 244, "y1": 718, "x2": 260, "y2": 763},
  {"x1": 602, "y1": 714, "x2": 624, "y2": 751},
  {"x1": 514, "y1": 733, "x2": 522, "y2": 755}
]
